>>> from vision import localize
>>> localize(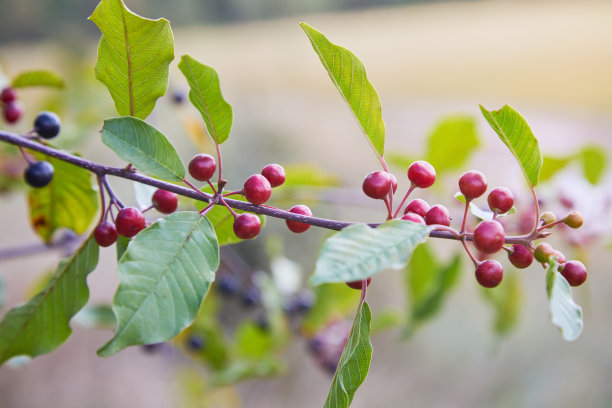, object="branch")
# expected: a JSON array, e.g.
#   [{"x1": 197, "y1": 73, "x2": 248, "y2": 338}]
[{"x1": 0, "y1": 129, "x2": 532, "y2": 245}]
